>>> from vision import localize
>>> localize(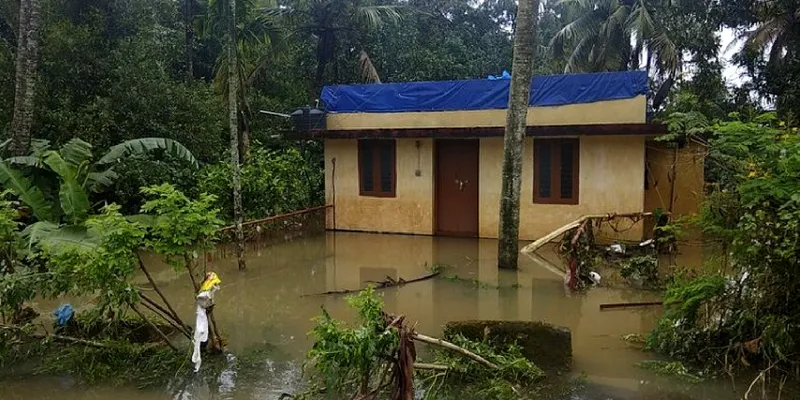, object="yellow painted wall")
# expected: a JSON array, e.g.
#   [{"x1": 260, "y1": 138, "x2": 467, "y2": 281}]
[
  {"x1": 479, "y1": 136, "x2": 646, "y2": 241},
  {"x1": 325, "y1": 139, "x2": 435, "y2": 234},
  {"x1": 644, "y1": 141, "x2": 706, "y2": 216},
  {"x1": 326, "y1": 96, "x2": 646, "y2": 130},
  {"x1": 643, "y1": 140, "x2": 706, "y2": 238},
  {"x1": 327, "y1": 136, "x2": 647, "y2": 241}
]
